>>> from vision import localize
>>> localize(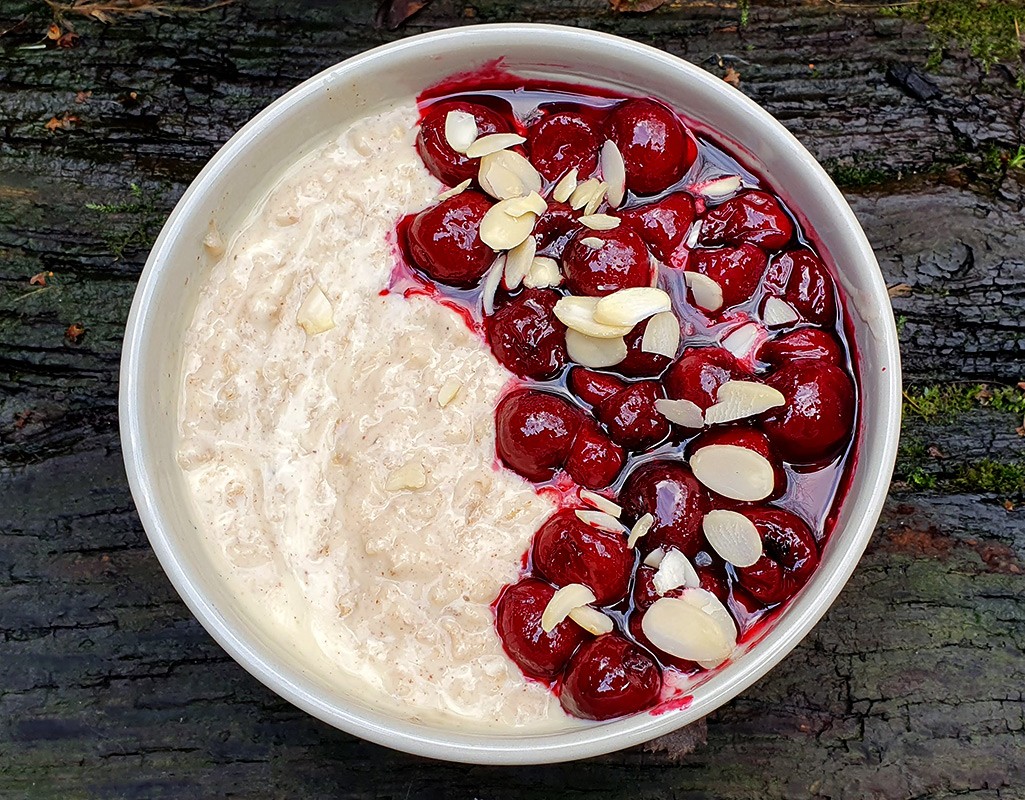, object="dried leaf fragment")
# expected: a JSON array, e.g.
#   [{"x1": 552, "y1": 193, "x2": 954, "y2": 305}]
[
  {"x1": 609, "y1": 0, "x2": 666, "y2": 11},
  {"x1": 65, "y1": 322, "x2": 85, "y2": 343}
]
